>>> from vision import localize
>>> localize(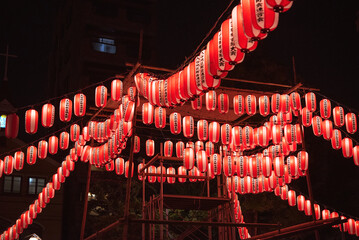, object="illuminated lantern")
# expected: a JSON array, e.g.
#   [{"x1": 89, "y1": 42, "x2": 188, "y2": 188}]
[
  {"x1": 5, "y1": 113, "x2": 19, "y2": 139},
  {"x1": 288, "y1": 92, "x2": 301, "y2": 112},
  {"x1": 81, "y1": 146, "x2": 91, "y2": 162},
  {"x1": 167, "y1": 167, "x2": 176, "y2": 184},
  {"x1": 210, "y1": 153, "x2": 222, "y2": 175},
  {"x1": 301, "y1": 107, "x2": 312, "y2": 127},
  {"x1": 95, "y1": 85, "x2": 107, "y2": 108},
  {"x1": 345, "y1": 113, "x2": 357, "y2": 134},
  {"x1": 261, "y1": 156, "x2": 272, "y2": 177},
  {"x1": 134, "y1": 136, "x2": 140, "y2": 153},
  {"x1": 297, "y1": 151, "x2": 308, "y2": 172},
  {"x1": 154, "y1": 107, "x2": 166, "y2": 128},
  {"x1": 176, "y1": 141, "x2": 185, "y2": 158},
  {"x1": 186, "y1": 141, "x2": 194, "y2": 149},
  {"x1": 271, "y1": 94, "x2": 281, "y2": 114},
  {"x1": 14, "y1": 151, "x2": 24, "y2": 171},
  {"x1": 191, "y1": 96, "x2": 202, "y2": 110},
  {"x1": 312, "y1": 116, "x2": 323, "y2": 136},
  {"x1": 38, "y1": 140, "x2": 48, "y2": 159},
  {"x1": 205, "y1": 141, "x2": 215, "y2": 156},
  {"x1": 73, "y1": 93, "x2": 86, "y2": 117},
  {"x1": 194, "y1": 141, "x2": 204, "y2": 153},
  {"x1": 88, "y1": 121, "x2": 97, "y2": 138},
  {"x1": 125, "y1": 161, "x2": 134, "y2": 178},
  {"x1": 223, "y1": 156, "x2": 234, "y2": 177},
  {"x1": 115, "y1": 157, "x2": 124, "y2": 175},
  {"x1": 271, "y1": 125, "x2": 282, "y2": 145},
  {"x1": 353, "y1": 146, "x2": 359, "y2": 166},
  {"x1": 233, "y1": 95, "x2": 245, "y2": 115},
  {"x1": 258, "y1": 95, "x2": 270, "y2": 116},
  {"x1": 313, "y1": 204, "x2": 321, "y2": 220},
  {"x1": 170, "y1": 112, "x2": 181, "y2": 135},
  {"x1": 348, "y1": 218, "x2": 356, "y2": 235},
  {"x1": 188, "y1": 167, "x2": 199, "y2": 183},
  {"x1": 287, "y1": 156, "x2": 298, "y2": 177},
  {"x1": 221, "y1": 18, "x2": 245, "y2": 65},
  {"x1": 331, "y1": 129, "x2": 342, "y2": 150},
  {"x1": 205, "y1": 91, "x2": 217, "y2": 111},
  {"x1": 4, "y1": 156, "x2": 13, "y2": 175},
  {"x1": 333, "y1": 106, "x2": 344, "y2": 127},
  {"x1": 304, "y1": 200, "x2": 312, "y2": 216},
  {"x1": 297, "y1": 195, "x2": 305, "y2": 211},
  {"x1": 146, "y1": 139, "x2": 155, "y2": 157},
  {"x1": 280, "y1": 185, "x2": 288, "y2": 200},
  {"x1": 244, "y1": 176, "x2": 253, "y2": 194},
  {"x1": 183, "y1": 147, "x2": 195, "y2": 170},
  {"x1": 217, "y1": 93, "x2": 229, "y2": 114},
  {"x1": 178, "y1": 166, "x2": 187, "y2": 183},
  {"x1": 123, "y1": 101, "x2": 135, "y2": 122},
  {"x1": 280, "y1": 95, "x2": 290, "y2": 113},
  {"x1": 245, "y1": 95, "x2": 256, "y2": 115},
  {"x1": 320, "y1": 99, "x2": 331, "y2": 119},
  {"x1": 41, "y1": 103, "x2": 55, "y2": 128},
  {"x1": 284, "y1": 124, "x2": 296, "y2": 144},
  {"x1": 196, "y1": 150, "x2": 208, "y2": 172},
  {"x1": 137, "y1": 163, "x2": 146, "y2": 181},
  {"x1": 321, "y1": 120, "x2": 333, "y2": 140},
  {"x1": 342, "y1": 138, "x2": 353, "y2": 158},
  {"x1": 157, "y1": 166, "x2": 166, "y2": 183},
  {"x1": 266, "y1": 0, "x2": 293, "y2": 12},
  {"x1": 70, "y1": 124, "x2": 80, "y2": 142},
  {"x1": 322, "y1": 209, "x2": 330, "y2": 220},
  {"x1": 59, "y1": 98, "x2": 72, "y2": 122},
  {"x1": 110, "y1": 79, "x2": 123, "y2": 101},
  {"x1": 164, "y1": 140, "x2": 173, "y2": 157},
  {"x1": 305, "y1": 92, "x2": 316, "y2": 112},
  {"x1": 25, "y1": 109, "x2": 38, "y2": 134},
  {"x1": 197, "y1": 120, "x2": 208, "y2": 141},
  {"x1": 248, "y1": 156, "x2": 260, "y2": 178},
  {"x1": 242, "y1": 126, "x2": 254, "y2": 147},
  {"x1": 26, "y1": 146, "x2": 37, "y2": 165},
  {"x1": 183, "y1": 116, "x2": 194, "y2": 138},
  {"x1": 221, "y1": 124, "x2": 232, "y2": 145},
  {"x1": 232, "y1": 126, "x2": 242, "y2": 147},
  {"x1": 274, "y1": 157, "x2": 284, "y2": 177},
  {"x1": 59, "y1": 131, "x2": 70, "y2": 150},
  {"x1": 123, "y1": 121, "x2": 132, "y2": 137},
  {"x1": 286, "y1": 190, "x2": 296, "y2": 206},
  {"x1": 66, "y1": 155, "x2": 75, "y2": 171}
]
